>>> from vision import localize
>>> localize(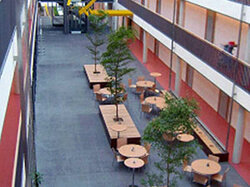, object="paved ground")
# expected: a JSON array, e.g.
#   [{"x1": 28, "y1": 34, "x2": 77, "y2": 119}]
[{"x1": 34, "y1": 18, "x2": 249, "y2": 187}]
